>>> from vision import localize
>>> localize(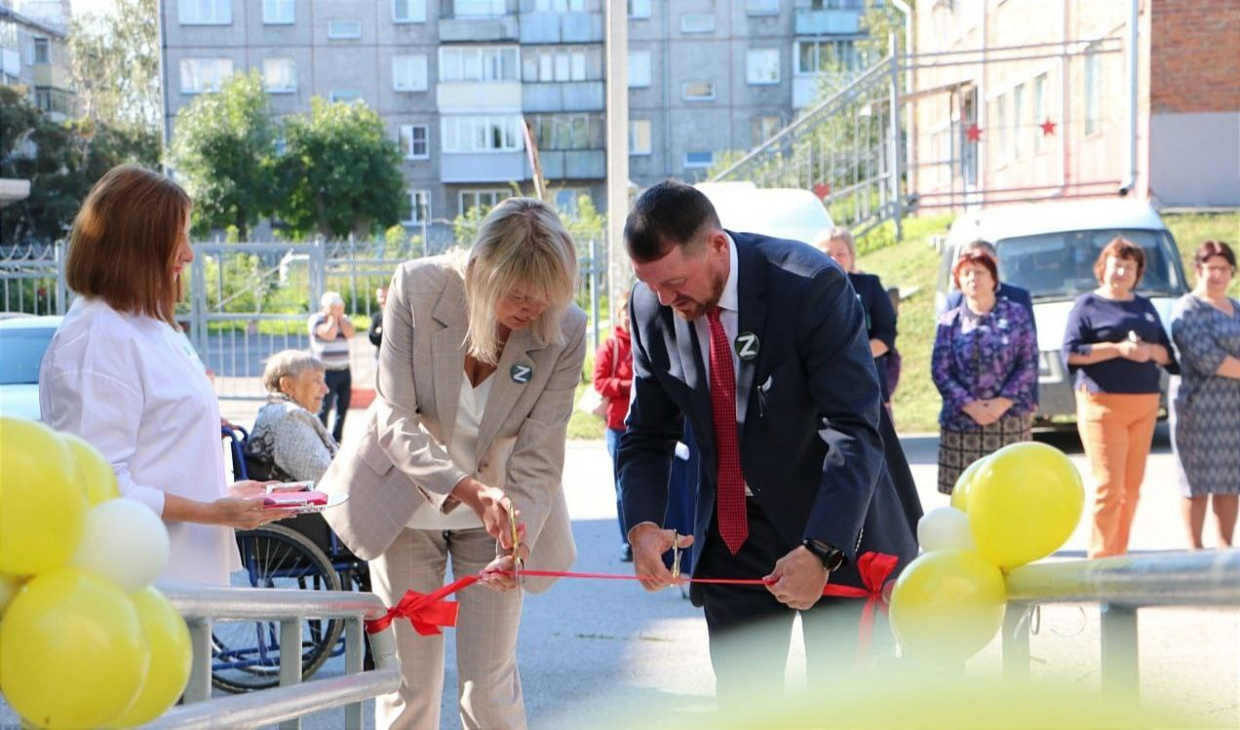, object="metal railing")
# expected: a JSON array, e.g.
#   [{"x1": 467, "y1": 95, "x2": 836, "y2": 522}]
[
  {"x1": 1002, "y1": 550, "x2": 1240, "y2": 698},
  {"x1": 147, "y1": 586, "x2": 400, "y2": 730}
]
